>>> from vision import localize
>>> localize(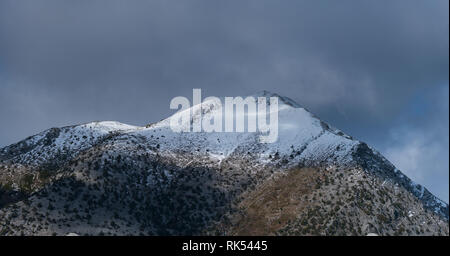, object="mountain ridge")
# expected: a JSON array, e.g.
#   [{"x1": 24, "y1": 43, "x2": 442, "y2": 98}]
[{"x1": 0, "y1": 92, "x2": 448, "y2": 235}]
